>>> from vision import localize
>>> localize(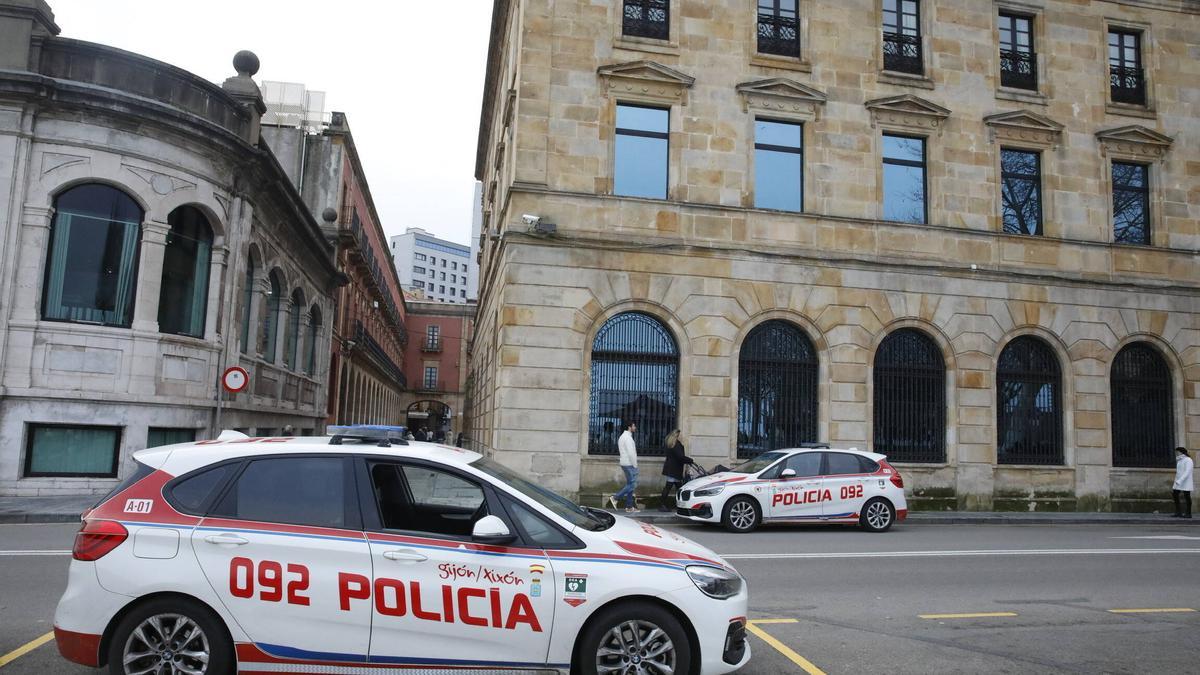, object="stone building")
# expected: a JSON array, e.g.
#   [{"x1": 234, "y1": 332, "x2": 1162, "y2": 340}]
[
  {"x1": 468, "y1": 0, "x2": 1199, "y2": 511},
  {"x1": 403, "y1": 300, "x2": 475, "y2": 441},
  {"x1": 0, "y1": 0, "x2": 340, "y2": 495}
]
